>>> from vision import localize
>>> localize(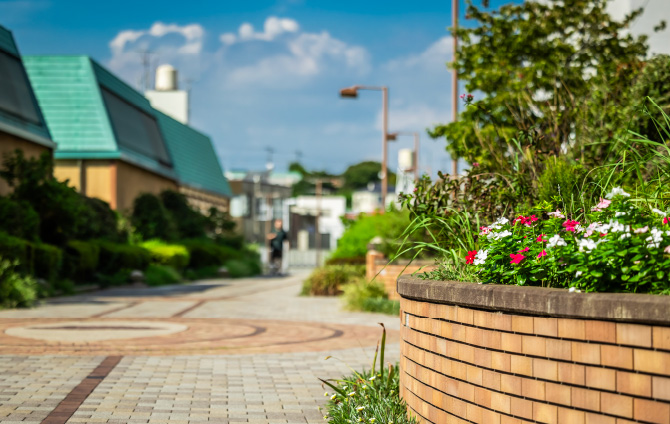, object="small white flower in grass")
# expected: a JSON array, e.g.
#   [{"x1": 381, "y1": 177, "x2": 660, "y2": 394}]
[
  {"x1": 575, "y1": 271, "x2": 583, "y2": 277},
  {"x1": 368, "y1": 376, "x2": 375, "y2": 381},
  {"x1": 646, "y1": 228, "x2": 664, "y2": 248},
  {"x1": 330, "y1": 394, "x2": 337, "y2": 400},
  {"x1": 605, "y1": 187, "x2": 631, "y2": 199},
  {"x1": 369, "y1": 419, "x2": 376, "y2": 423},
  {"x1": 620, "y1": 232, "x2": 632, "y2": 240},
  {"x1": 569, "y1": 287, "x2": 582, "y2": 293},
  {"x1": 324, "y1": 392, "x2": 328, "y2": 397},
  {"x1": 348, "y1": 391, "x2": 356, "y2": 397},
  {"x1": 356, "y1": 406, "x2": 365, "y2": 411},
  {"x1": 473, "y1": 249, "x2": 488, "y2": 265},
  {"x1": 547, "y1": 234, "x2": 567, "y2": 248},
  {"x1": 490, "y1": 230, "x2": 512, "y2": 240},
  {"x1": 652, "y1": 208, "x2": 667, "y2": 217},
  {"x1": 578, "y1": 239, "x2": 598, "y2": 252},
  {"x1": 615, "y1": 211, "x2": 627, "y2": 217}
]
